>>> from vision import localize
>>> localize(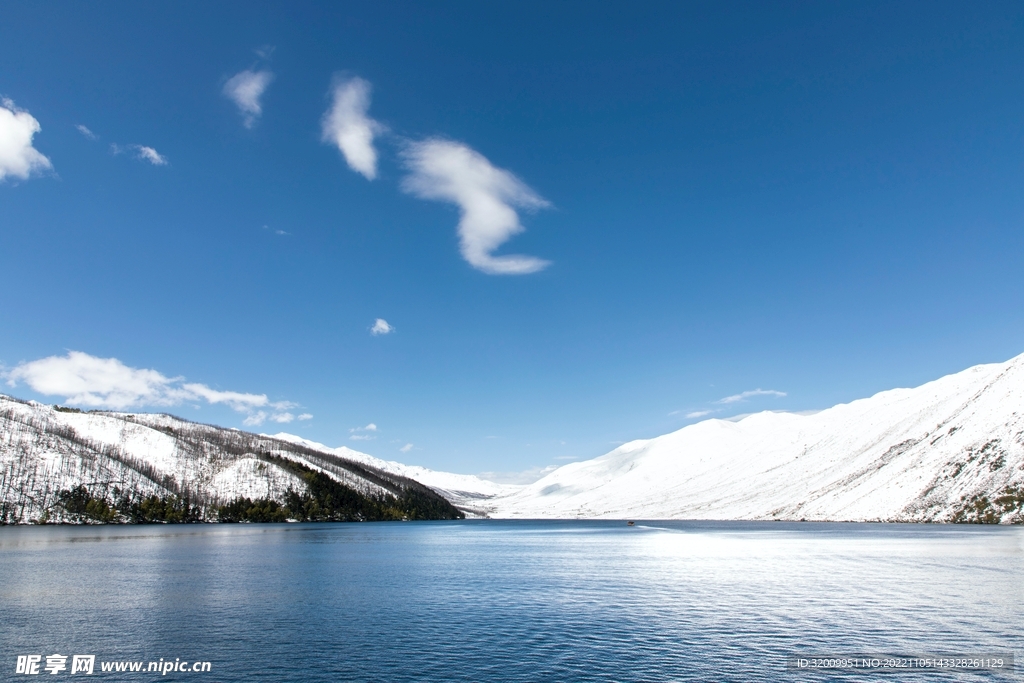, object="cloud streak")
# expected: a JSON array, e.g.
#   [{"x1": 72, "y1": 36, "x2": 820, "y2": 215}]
[
  {"x1": 223, "y1": 69, "x2": 274, "y2": 128},
  {"x1": 321, "y1": 76, "x2": 384, "y2": 180},
  {"x1": 4, "y1": 351, "x2": 301, "y2": 426},
  {"x1": 0, "y1": 99, "x2": 52, "y2": 182},
  {"x1": 111, "y1": 143, "x2": 168, "y2": 166},
  {"x1": 402, "y1": 139, "x2": 550, "y2": 275},
  {"x1": 349, "y1": 422, "x2": 377, "y2": 441},
  {"x1": 134, "y1": 145, "x2": 167, "y2": 165},
  {"x1": 715, "y1": 389, "x2": 787, "y2": 405}
]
